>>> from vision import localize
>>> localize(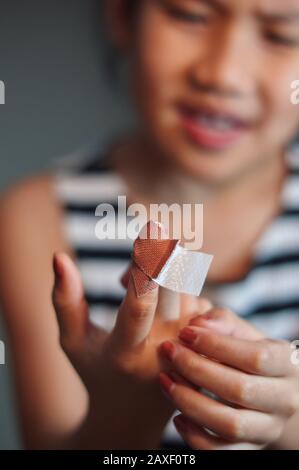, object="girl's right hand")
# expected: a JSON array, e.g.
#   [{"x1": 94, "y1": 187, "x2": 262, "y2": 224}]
[{"x1": 51, "y1": 252, "x2": 203, "y2": 449}]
